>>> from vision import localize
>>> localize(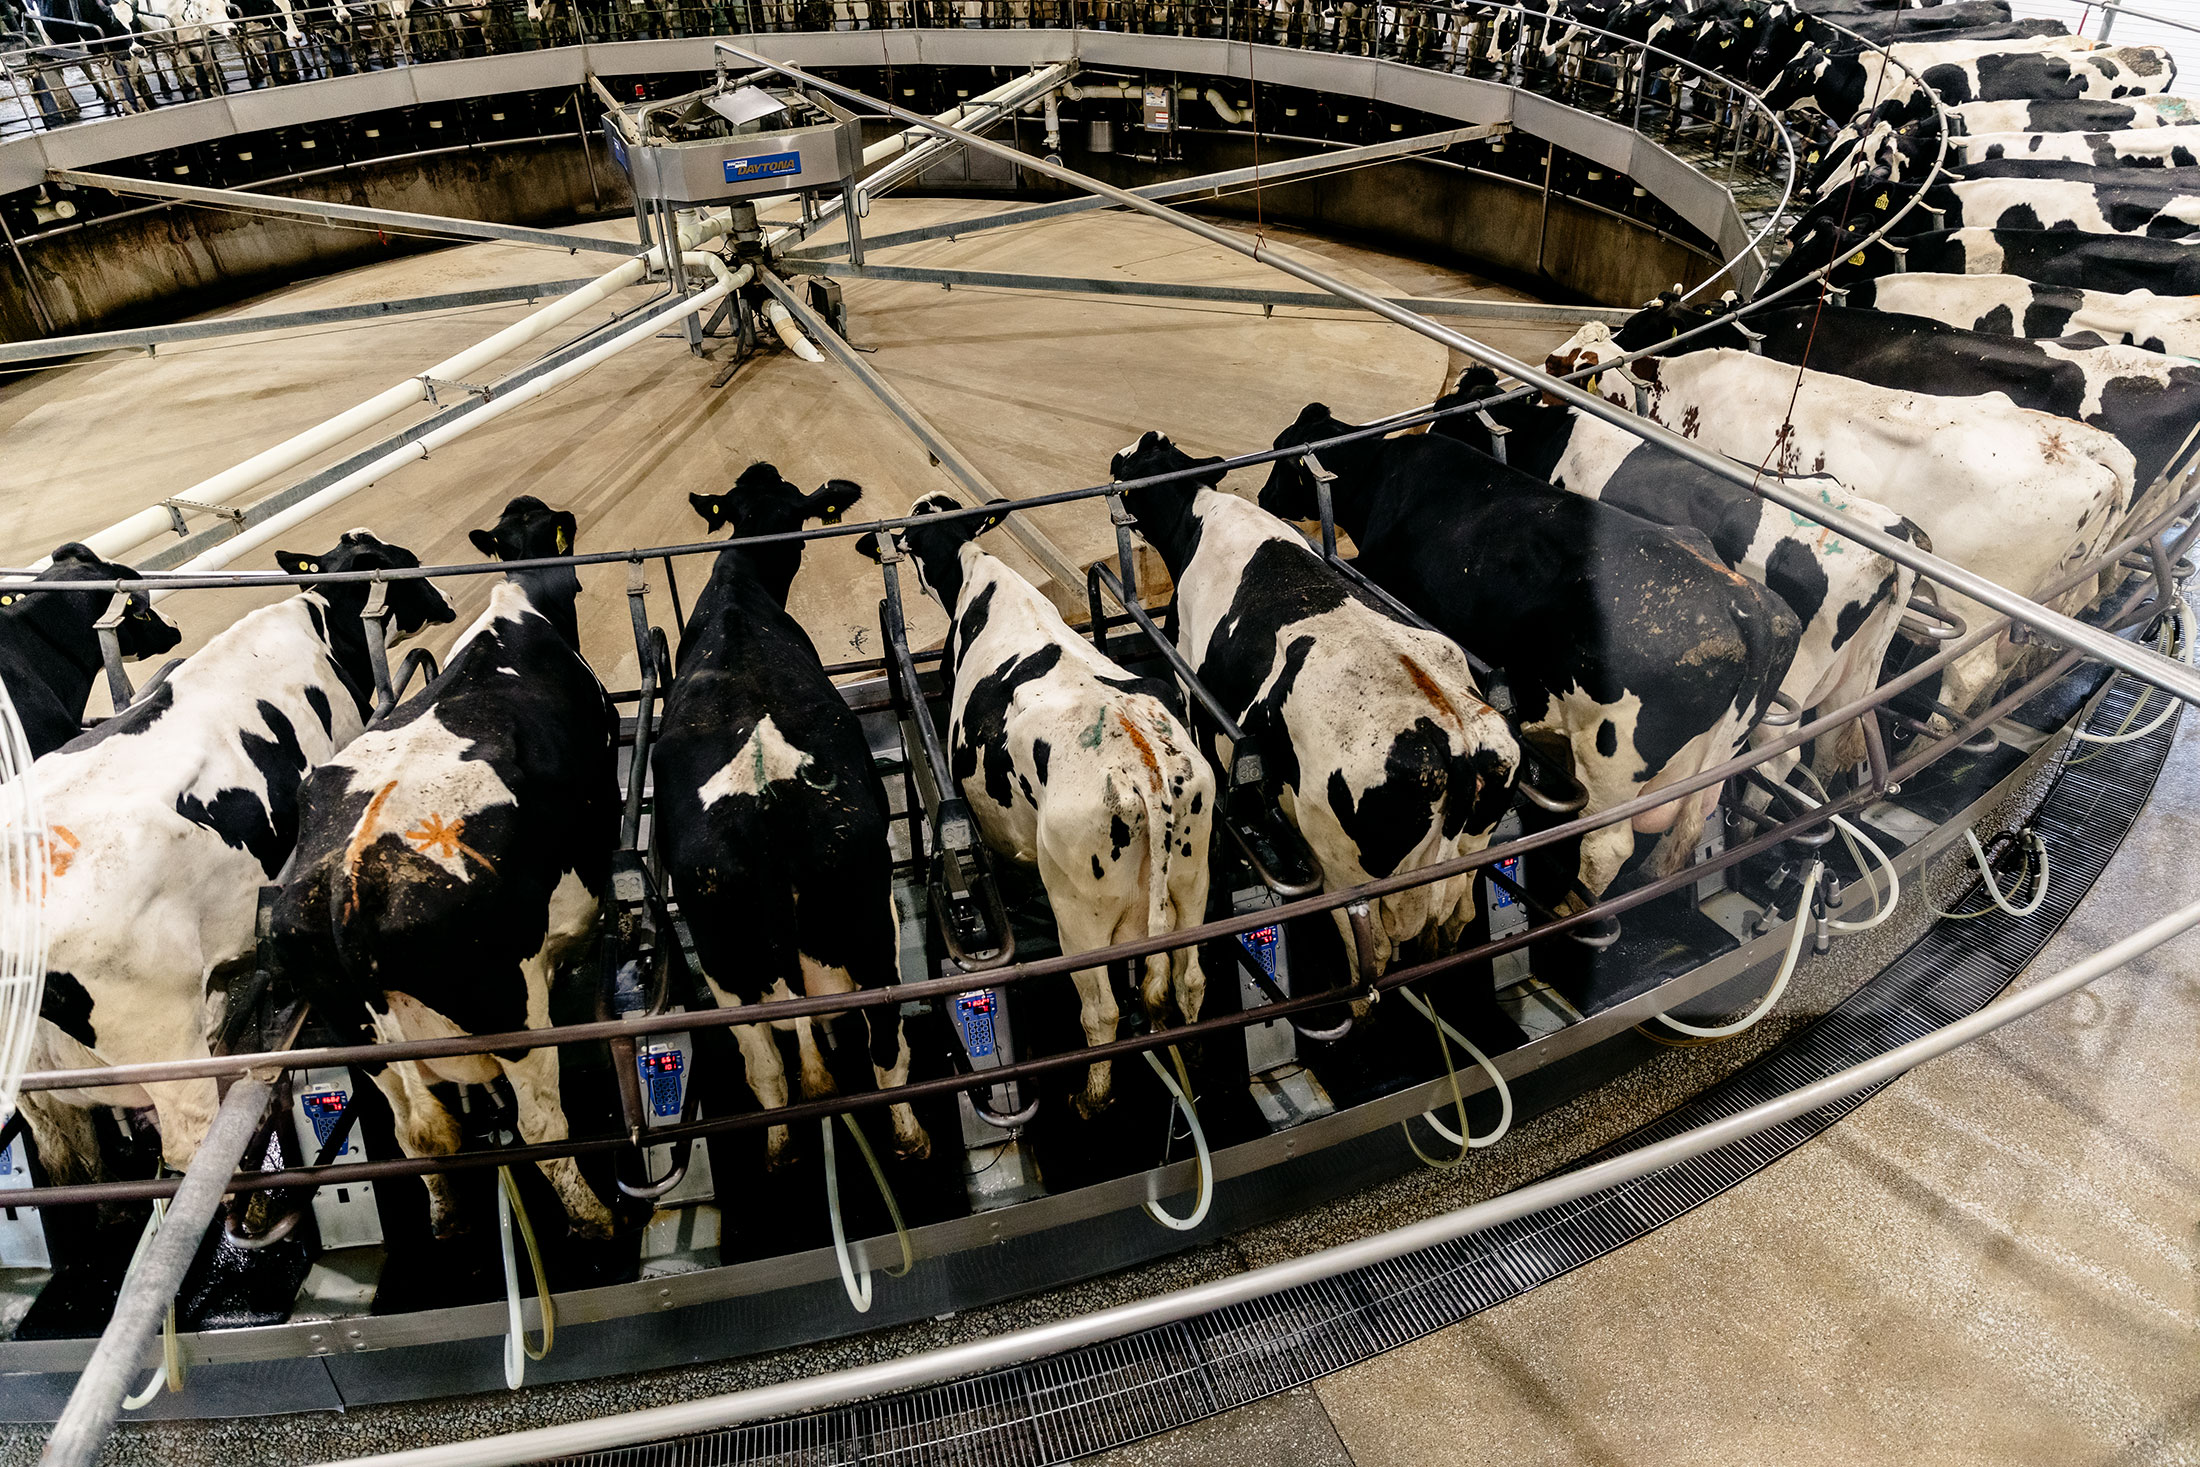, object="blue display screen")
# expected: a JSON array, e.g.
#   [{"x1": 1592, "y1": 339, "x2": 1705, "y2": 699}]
[
  {"x1": 1237, "y1": 923, "x2": 1282, "y2": 981},
  {"x1": 1493, "y1": 856, "x2": 1522, "y2": 908},
  {"x1": 302, "y1": 1089, "x2": 348, "y2": 1147},
  {"x1": 726, "y1": 151, "x2": 803, "y2": 183}
]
